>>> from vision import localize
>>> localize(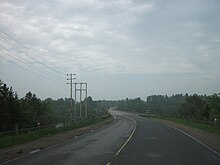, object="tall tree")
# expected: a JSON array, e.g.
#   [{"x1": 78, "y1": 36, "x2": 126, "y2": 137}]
[
  {"x1": 208, "y1": 93, "x2": 220, "y2": 120},
  {"x1": 179, "y1": 94, "x2": 209, "y2": 119}
]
